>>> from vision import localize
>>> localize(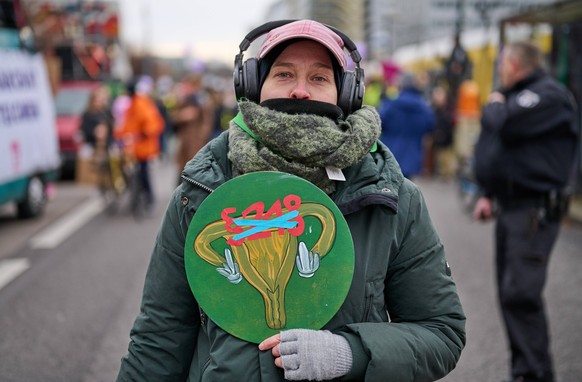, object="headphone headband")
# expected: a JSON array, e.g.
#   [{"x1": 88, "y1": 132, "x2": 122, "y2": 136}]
[{"x1": 238, "y1": 19, "x2": 362, "y2": 66}]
